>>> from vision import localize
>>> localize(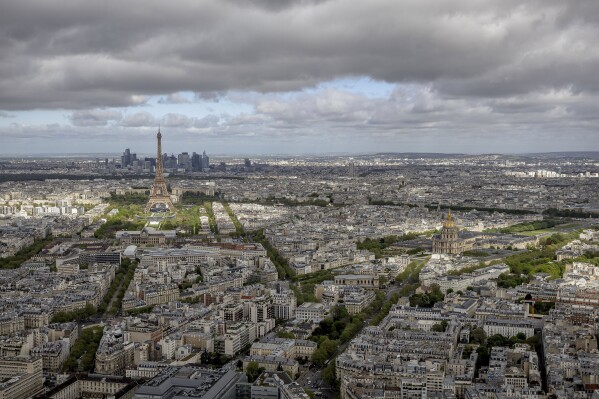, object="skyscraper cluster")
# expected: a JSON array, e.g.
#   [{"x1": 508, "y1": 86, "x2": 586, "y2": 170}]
[
  {"x1": 121, "y1": 148, "x2": 137, "y2": 168},
  {"x1": 169, "y1": 150, "x2": 209, "y2": 171},
  {"x1": 119, "y1": 148, "x2": 210, "y2": 172}
]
